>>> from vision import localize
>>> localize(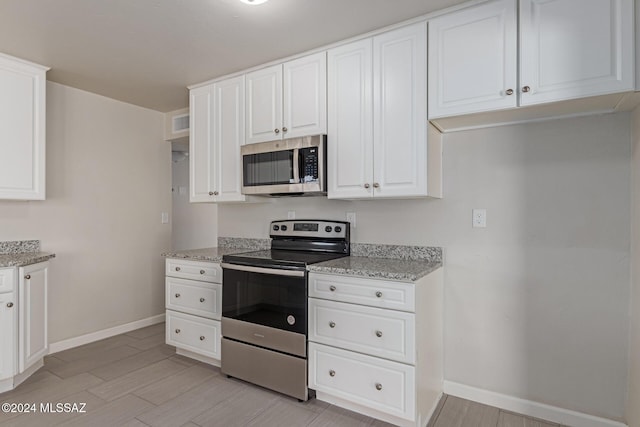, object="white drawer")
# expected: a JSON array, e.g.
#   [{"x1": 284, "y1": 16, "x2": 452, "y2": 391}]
[
  {"x1": 309, "y1": 342, "x2": 415, "y2": 421},
  {"x1": 166, "y1": 278, "x2": 221, "y2": 320},
  {"x1": 309, "y1": 298, "x2": 415, "y2": 364},
  {"x1": 0, "y1": 268, "x2": 15, "y2": 293},
  {"x1": 165, "y1": 259, "x2": 221, "y2": 283},
  {"x1": 166, "y1": 310, "x2": 220, "y2": 360},
  {"x1": 309, "y1": 273, "x2": 415, "y2": 312}
]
